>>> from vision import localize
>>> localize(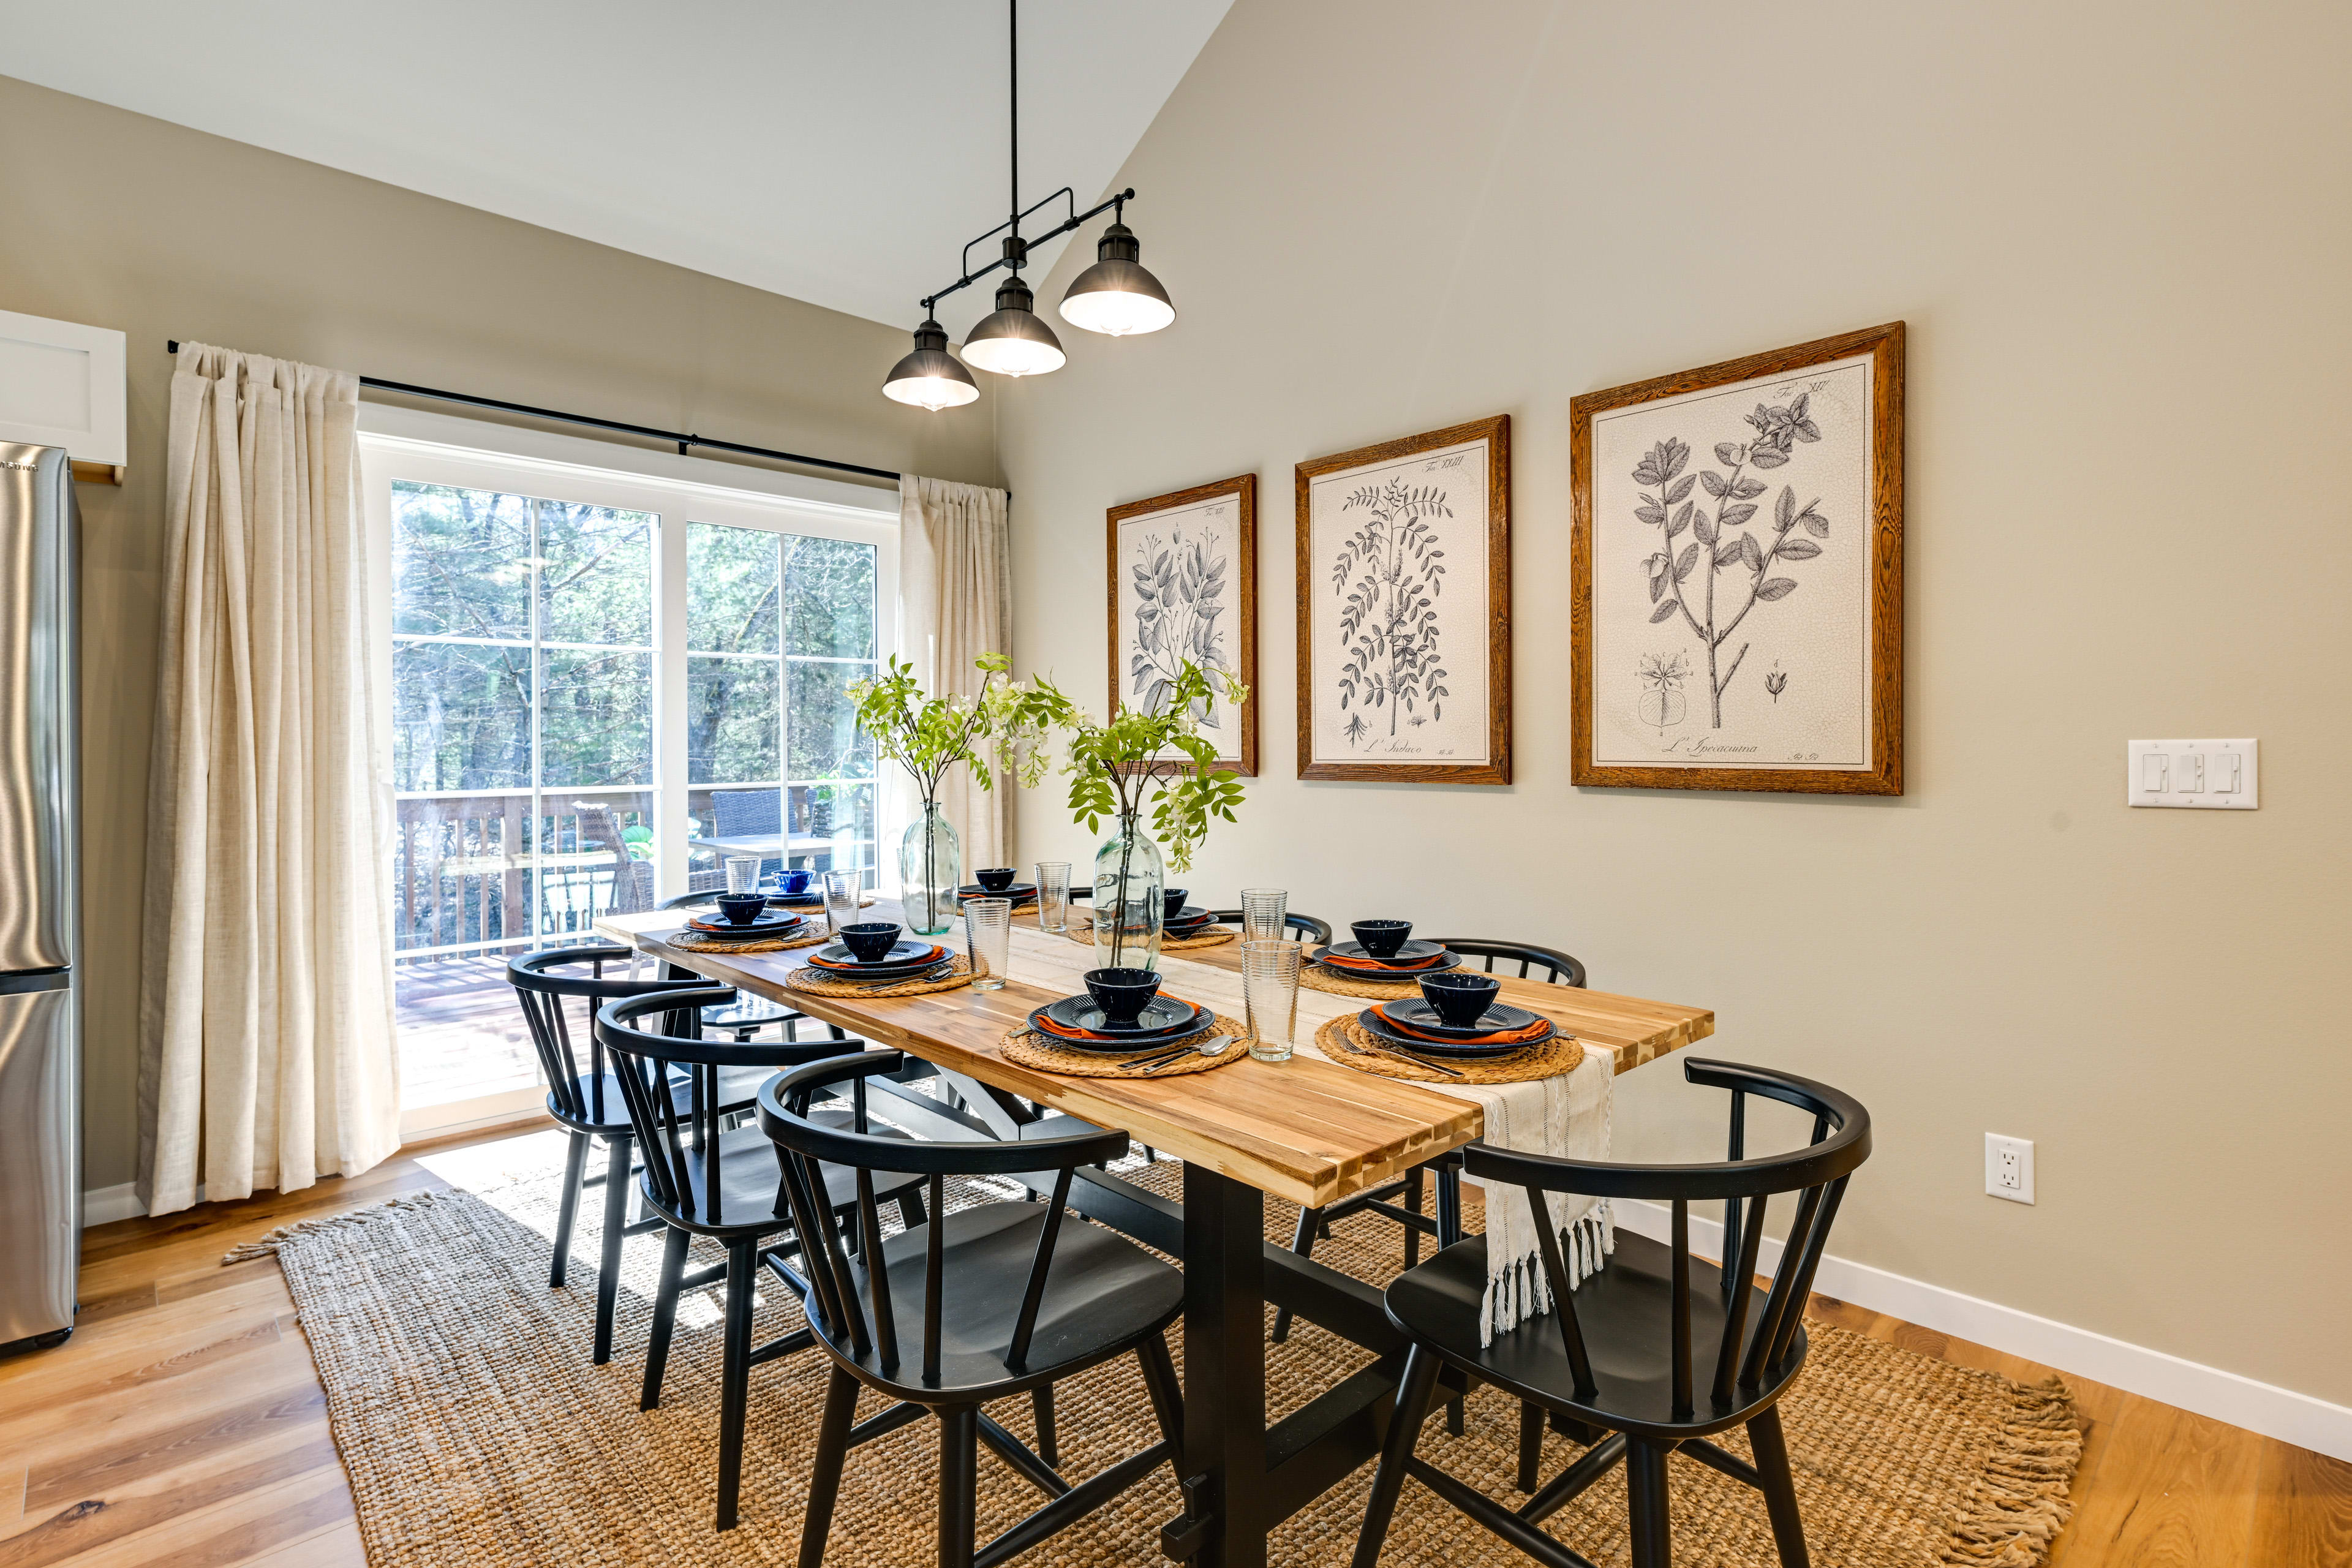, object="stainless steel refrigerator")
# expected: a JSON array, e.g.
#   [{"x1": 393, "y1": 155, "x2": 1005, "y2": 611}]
[{"x1": 0, "y1": 442, "x2": 79, "y2": 1355}]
